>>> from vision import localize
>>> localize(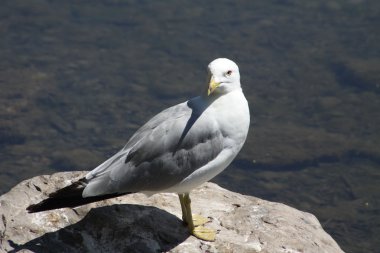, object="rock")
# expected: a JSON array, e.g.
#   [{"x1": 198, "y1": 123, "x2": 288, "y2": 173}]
[{"x1": 0, "y1": 172, "x2": 343, "y2": 253}]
